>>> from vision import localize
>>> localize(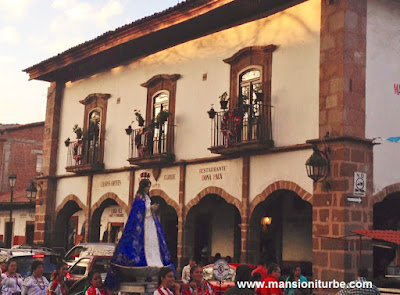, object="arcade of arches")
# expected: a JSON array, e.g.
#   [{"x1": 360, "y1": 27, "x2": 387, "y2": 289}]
[{"x1": 53, "y1": 187, "x2": 400, "y2": 278}]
